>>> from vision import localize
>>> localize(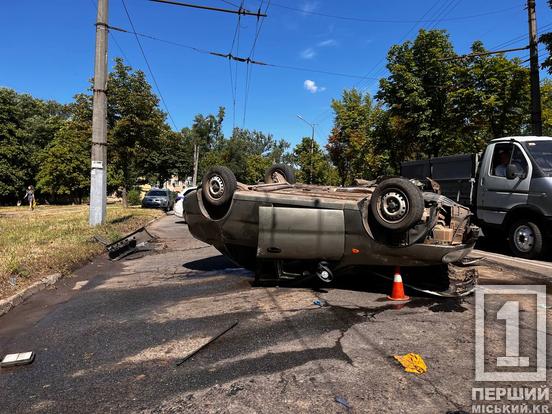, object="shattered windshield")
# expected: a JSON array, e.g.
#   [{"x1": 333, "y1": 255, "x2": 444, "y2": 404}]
[{"x1": 525, "y1": 140, "x2": 552, "y2": 173}]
